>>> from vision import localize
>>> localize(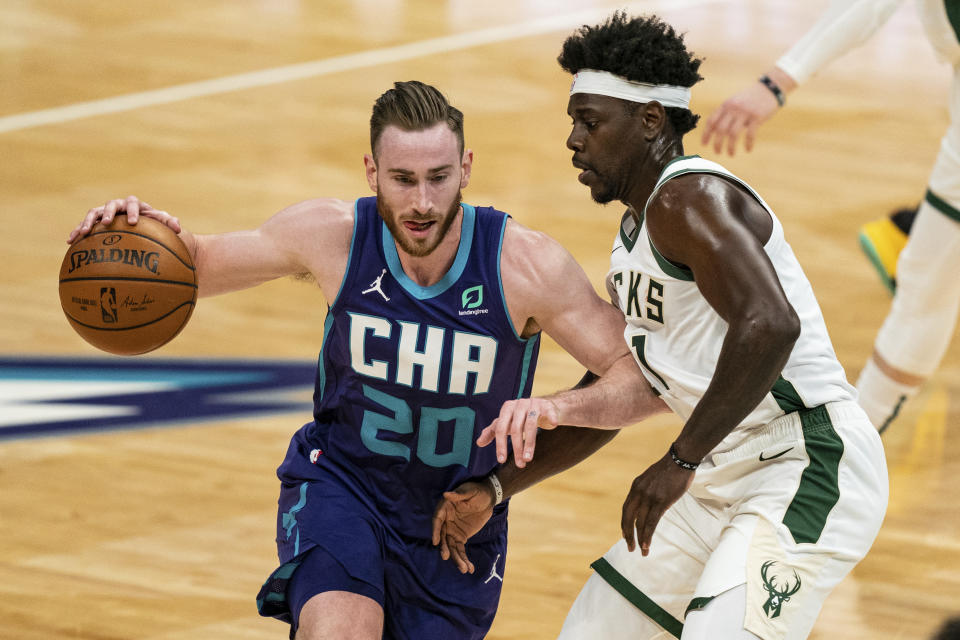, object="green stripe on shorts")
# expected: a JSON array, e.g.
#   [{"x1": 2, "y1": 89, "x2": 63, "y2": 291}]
[
  {"x1": 925, "y1": 188, "x2": 960, "y2": 222},
  {"x1": 782, "y1": 405, "x2": 844, "y2": 544},
  {"x1": 591, "y1": 557, "x2": 684, "y2": 638},
  {"x1": 945, "y1": 0, "x2": 960, "y2": 44}
]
